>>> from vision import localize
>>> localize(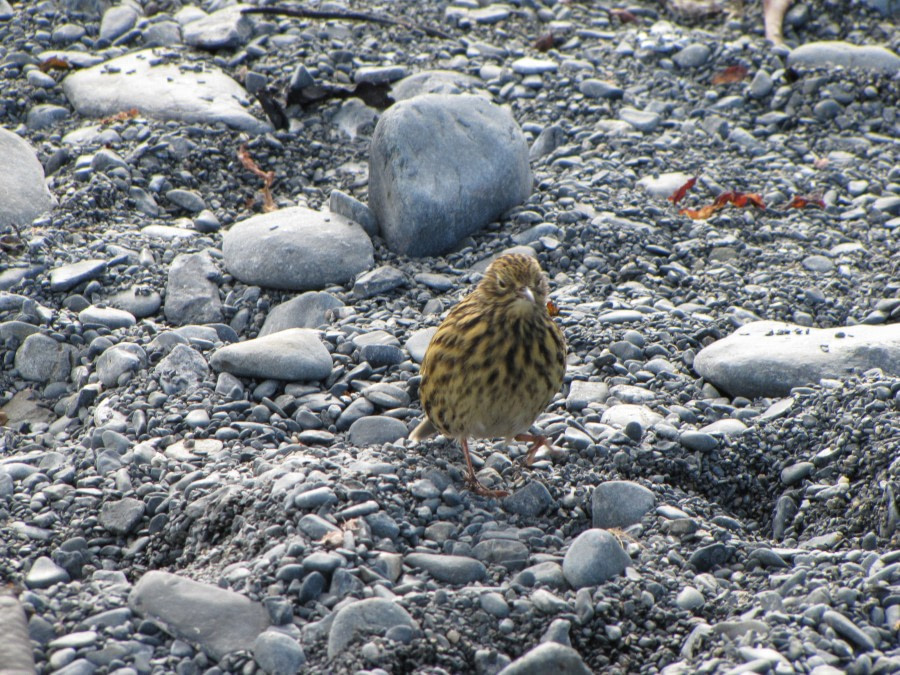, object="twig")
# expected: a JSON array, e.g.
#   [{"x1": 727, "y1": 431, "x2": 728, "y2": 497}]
[{"x1": 241, "y1": 5, "x2": 452, "y2": 40}]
